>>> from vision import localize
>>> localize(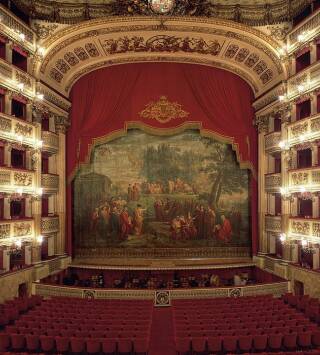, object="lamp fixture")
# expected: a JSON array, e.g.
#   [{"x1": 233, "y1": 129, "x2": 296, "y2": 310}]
[
  {"x1": 36, "y1": 235, "x2": 43, "y2": 244},
  {"x1": 18, "y1": 32, "x2": 25, "y2": 41},
  {"x1": 16, "y1": 188, "x2": 23, "y2": 195},
  {"x1": 17, "y1": 82, "x2": 24, "y2": 91},
  {"x1": 301, "y1": 239, "x2": 308, "y2": 246},
  {"x1": 36, "y1": 93, "x2": 44, "y2": 100},
  {"x1": 14, "y1": 239, "x2": 22, "y2": 248},
  {"x1": 280, "y1": 233, "x2": 286, "y2": 242},
  {"x1": 297, "y1": 84, "x2": 305, "y2": 93}
]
